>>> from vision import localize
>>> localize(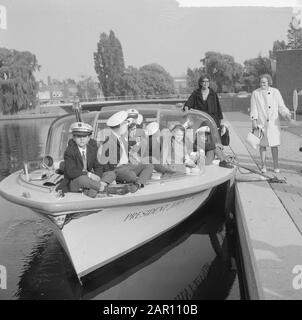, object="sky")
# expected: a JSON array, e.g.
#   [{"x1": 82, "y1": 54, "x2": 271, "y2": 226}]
[
  {"x1": 177, "y1": 0, "x2": 302, "y2": 6},
  {"x1": 0, "y1": 0, "x2": 301, "y2": 81}
]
